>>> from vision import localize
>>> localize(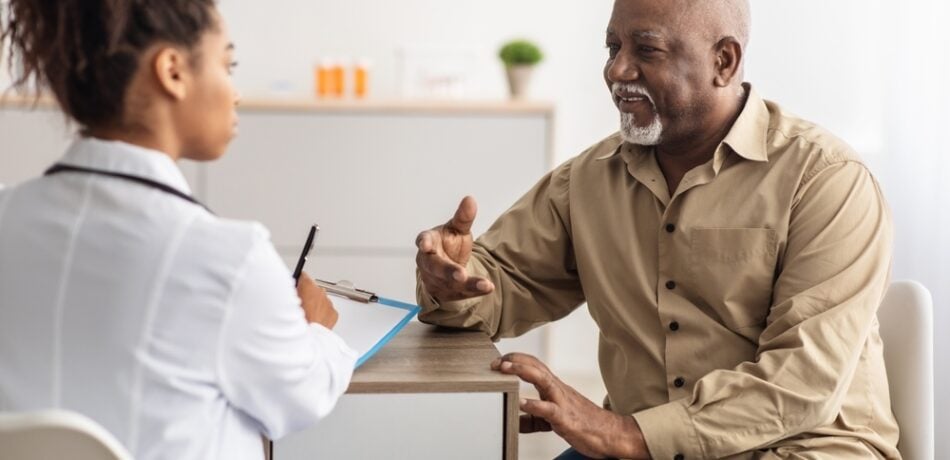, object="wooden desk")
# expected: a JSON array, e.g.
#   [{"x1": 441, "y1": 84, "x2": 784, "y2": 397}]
[{"x1": 274, "y1": 322, "x2": 521, "y2": 459}]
